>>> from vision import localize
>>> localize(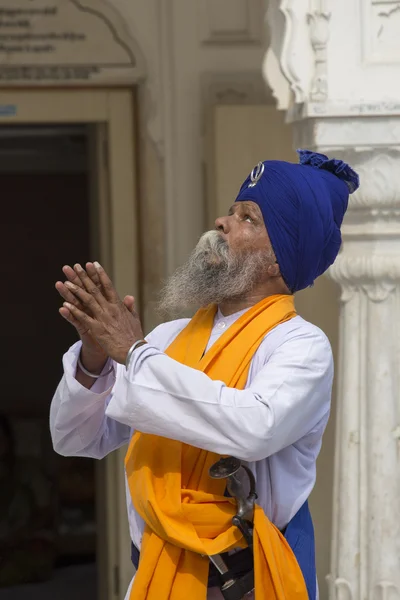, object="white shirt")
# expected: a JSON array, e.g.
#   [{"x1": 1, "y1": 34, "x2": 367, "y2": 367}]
[{"x1": 50, "y1": 309, "x2": 333, "y2": 598}]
